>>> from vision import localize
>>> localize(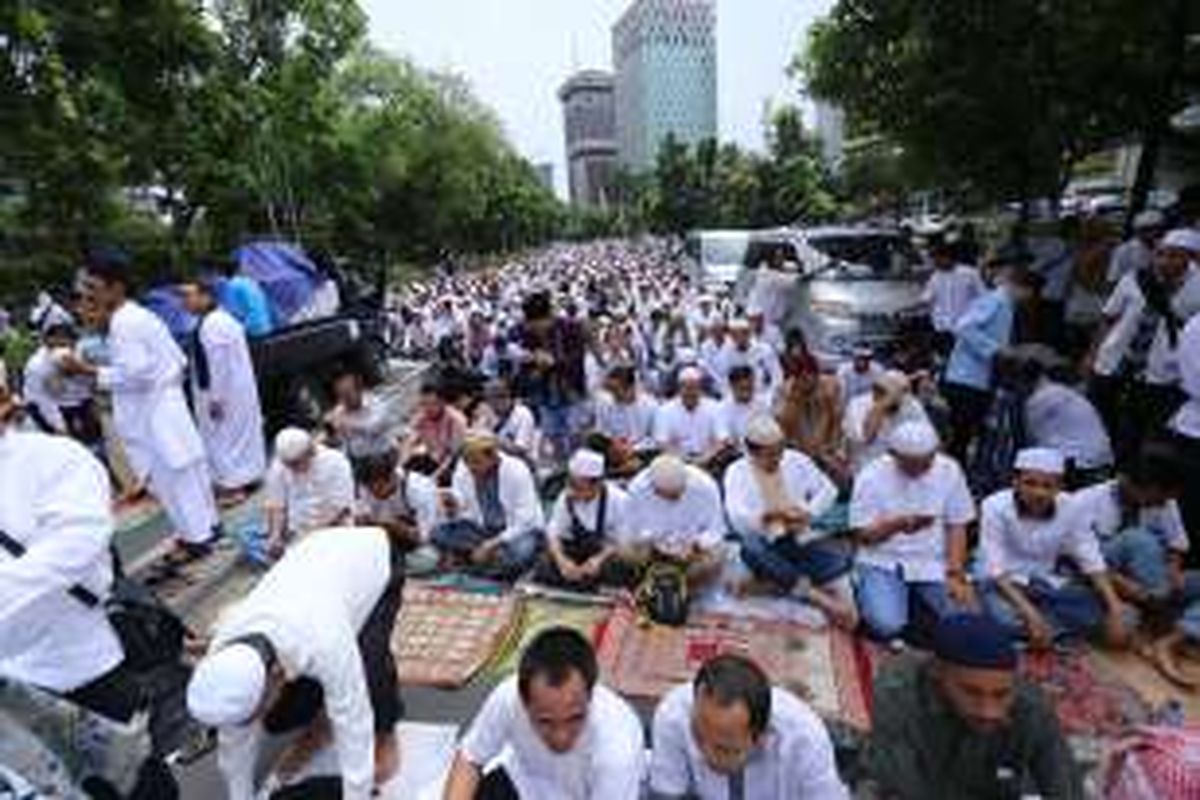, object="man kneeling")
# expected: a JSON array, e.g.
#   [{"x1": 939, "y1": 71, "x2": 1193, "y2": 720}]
[
  {"x1": 443, "y1": 627, "x2": 645, "y2": 799},
  {"x1": 187, "y1": 526, "x2": 404, "y2": 800}
]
